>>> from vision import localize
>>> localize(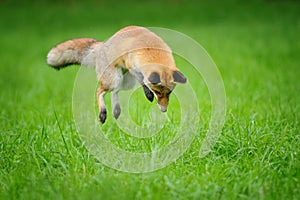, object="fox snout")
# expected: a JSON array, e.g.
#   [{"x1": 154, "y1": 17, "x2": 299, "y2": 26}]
[
  {"x1": 159, "y1": 105, "x2": 167, "y2": 112},
  {"x1": 157, "y1": 97, "x2": 169, "y2": 112}
]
